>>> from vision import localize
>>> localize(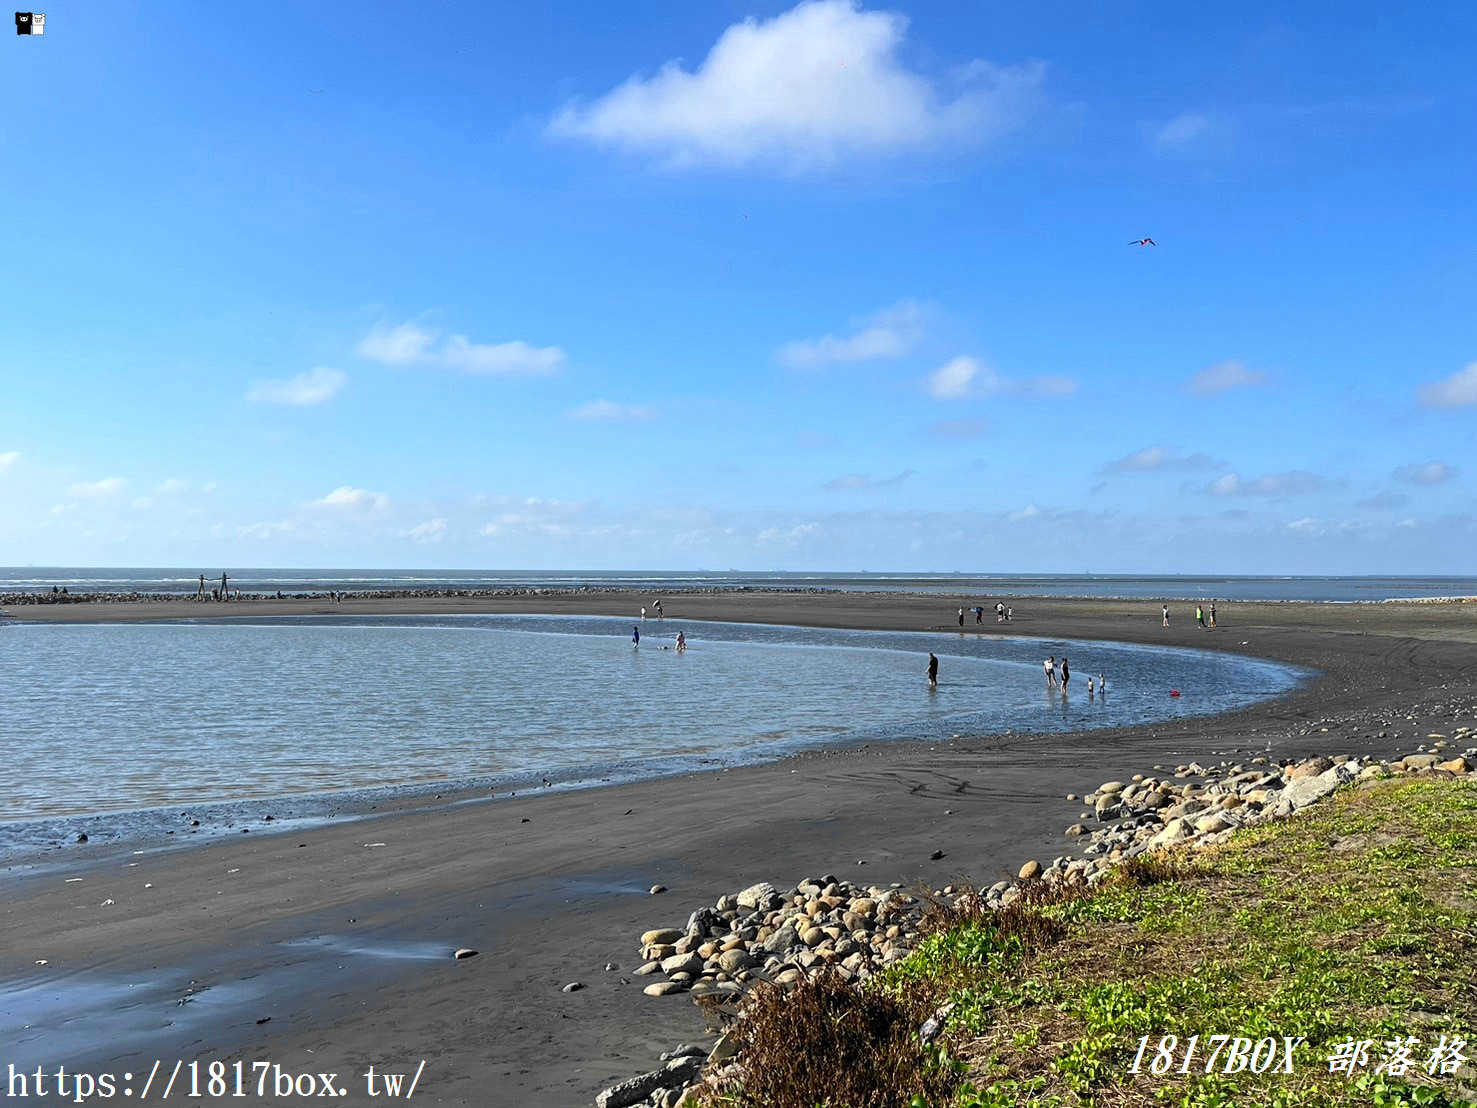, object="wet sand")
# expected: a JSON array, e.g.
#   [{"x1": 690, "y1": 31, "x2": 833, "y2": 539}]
[{"x1": 3, "y1": 593, "x2": 1476, "y2": 1105}]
